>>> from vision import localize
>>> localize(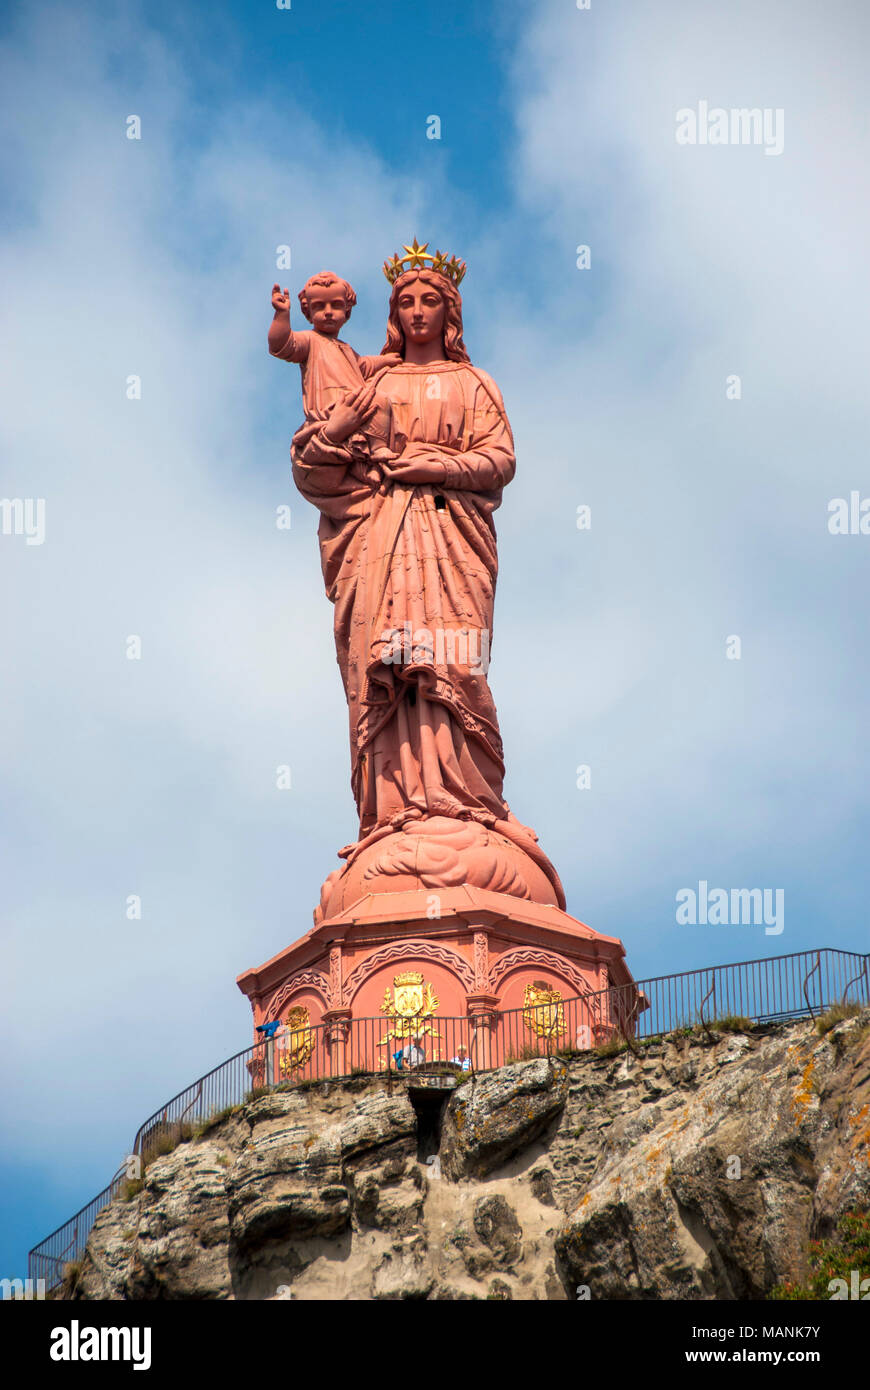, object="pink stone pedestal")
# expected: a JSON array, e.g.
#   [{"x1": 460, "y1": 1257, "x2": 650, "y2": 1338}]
[{"x1": 237, "y1": 882, "x2": 644, "y2": 1062}]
